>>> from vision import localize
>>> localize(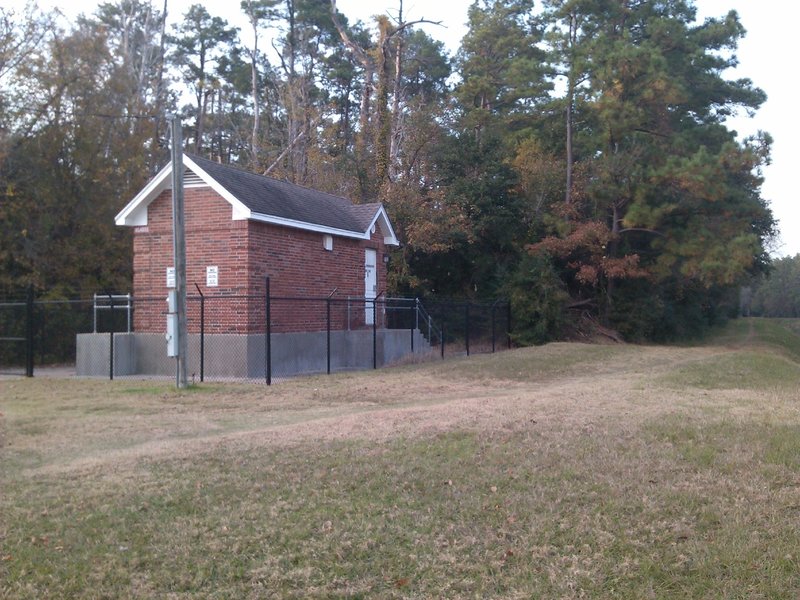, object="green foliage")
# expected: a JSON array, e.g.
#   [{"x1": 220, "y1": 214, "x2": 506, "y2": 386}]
[
  {"x1": 502, "y1": 253, "x2": 568, "y2": 345},
  {"x1": 399, "y1": 133, "x2": 524, "y2": 298},
  {"x1": 455, "y1": 0, "x2": 550, "y2": 138},
  {"x1": 401, "y1": 30, "x2": 451, "y2": 102},
  {"x1": 1, "y1": 3, "x2": 162, "y2": 296},
  {"x1": 169, "y1": 4, "x2": 239, "y2": 153},
  {"x1": 523, "y1": 1, "x2": 773, "y2": 337},
  {"x1": 0, "y1": 0, "x2": 777, "y2": 346},
  {"x1": 608, "y1": 278, "x2": 739, "y2": 342},
  {"x1": 749, "y1": 255, "x2": 800, "y2": 318}
]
